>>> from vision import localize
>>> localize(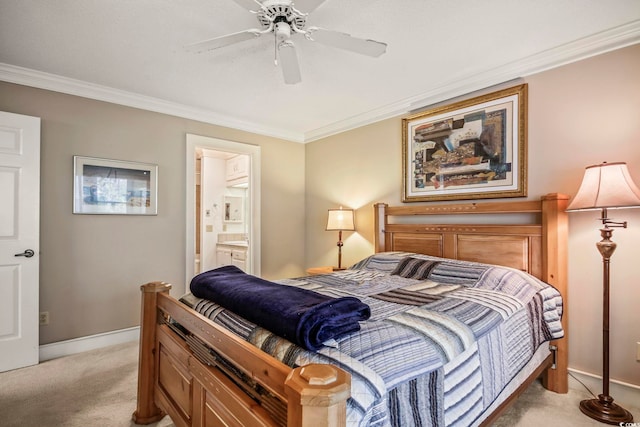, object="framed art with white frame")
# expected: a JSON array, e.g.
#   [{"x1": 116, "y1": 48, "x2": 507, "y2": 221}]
[{"x1": 73, "y1": 156, "x2": 158, "y2": 215}]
